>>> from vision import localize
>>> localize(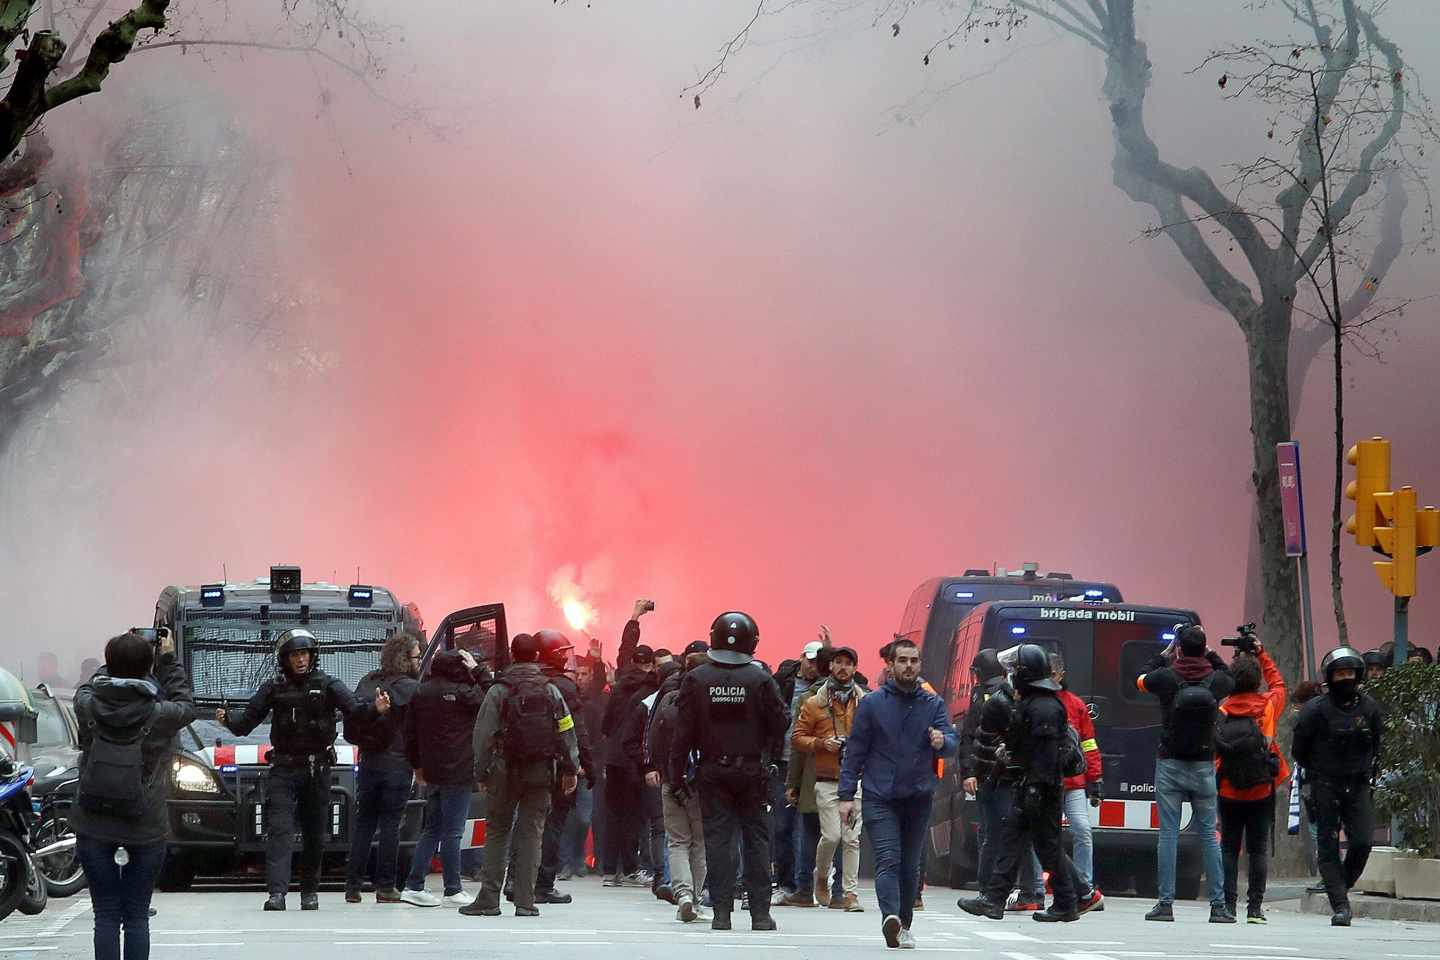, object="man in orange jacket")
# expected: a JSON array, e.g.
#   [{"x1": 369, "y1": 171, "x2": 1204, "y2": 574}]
[{"x1": 1214, "y1": 641, "x2": 1288, "y2": 924}]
